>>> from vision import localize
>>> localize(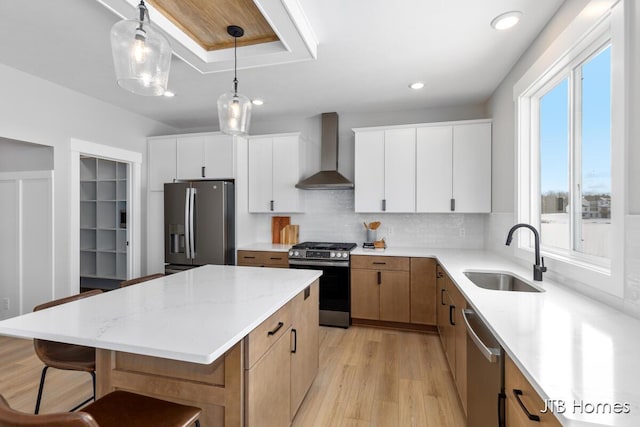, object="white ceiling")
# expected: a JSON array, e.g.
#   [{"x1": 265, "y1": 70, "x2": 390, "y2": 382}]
[{"x1": 0, "y1": 0, "x2": 564, "y2": 131}]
